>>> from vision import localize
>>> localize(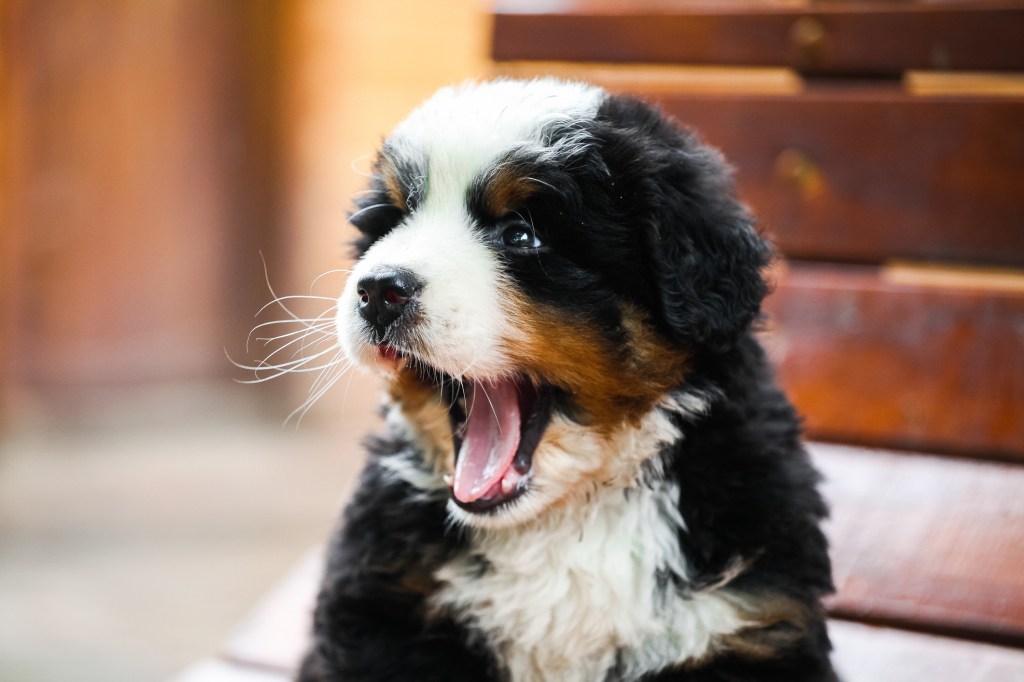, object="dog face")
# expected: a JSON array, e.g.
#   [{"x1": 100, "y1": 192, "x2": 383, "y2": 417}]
[{"x1": 336, "y1": 79, "x2": 769, "y2": 528}]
